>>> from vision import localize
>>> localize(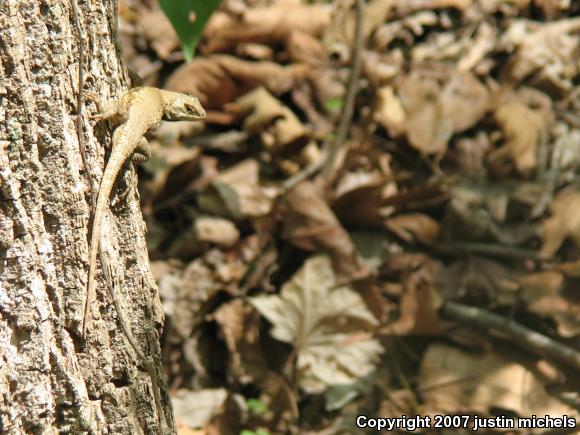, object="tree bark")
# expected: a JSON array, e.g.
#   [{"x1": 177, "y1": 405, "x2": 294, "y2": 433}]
[{"x1": 0, "y1": 1, "x2": 174, "y2": 433}]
